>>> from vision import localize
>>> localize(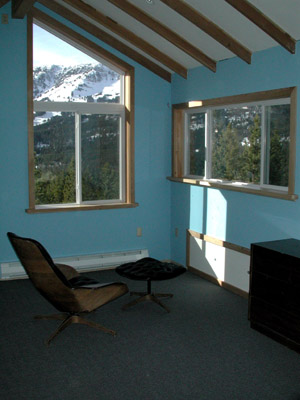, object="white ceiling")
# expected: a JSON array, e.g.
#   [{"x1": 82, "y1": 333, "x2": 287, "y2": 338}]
[{"x1": 57, "y1": 0, "x2": 300, "y2": 74}]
